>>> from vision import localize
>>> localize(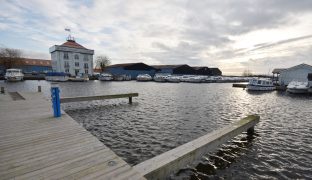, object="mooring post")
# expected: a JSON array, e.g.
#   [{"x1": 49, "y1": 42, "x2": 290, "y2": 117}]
[
  {"x1": 38, "y1": 85, "x2": 41, "y2": 92},
  {"x1": 0, "y1": 87, "x2": 4, "y2": 94},
  {"x1": 247, "y1": 126, "x2": 255, "y2": 135},
  {"x1": 129, "y1": 96, "x2": 132, "y2": 104},
  {"x1": 51, "y1": 83, "x2": 61, "y2": 117}
]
